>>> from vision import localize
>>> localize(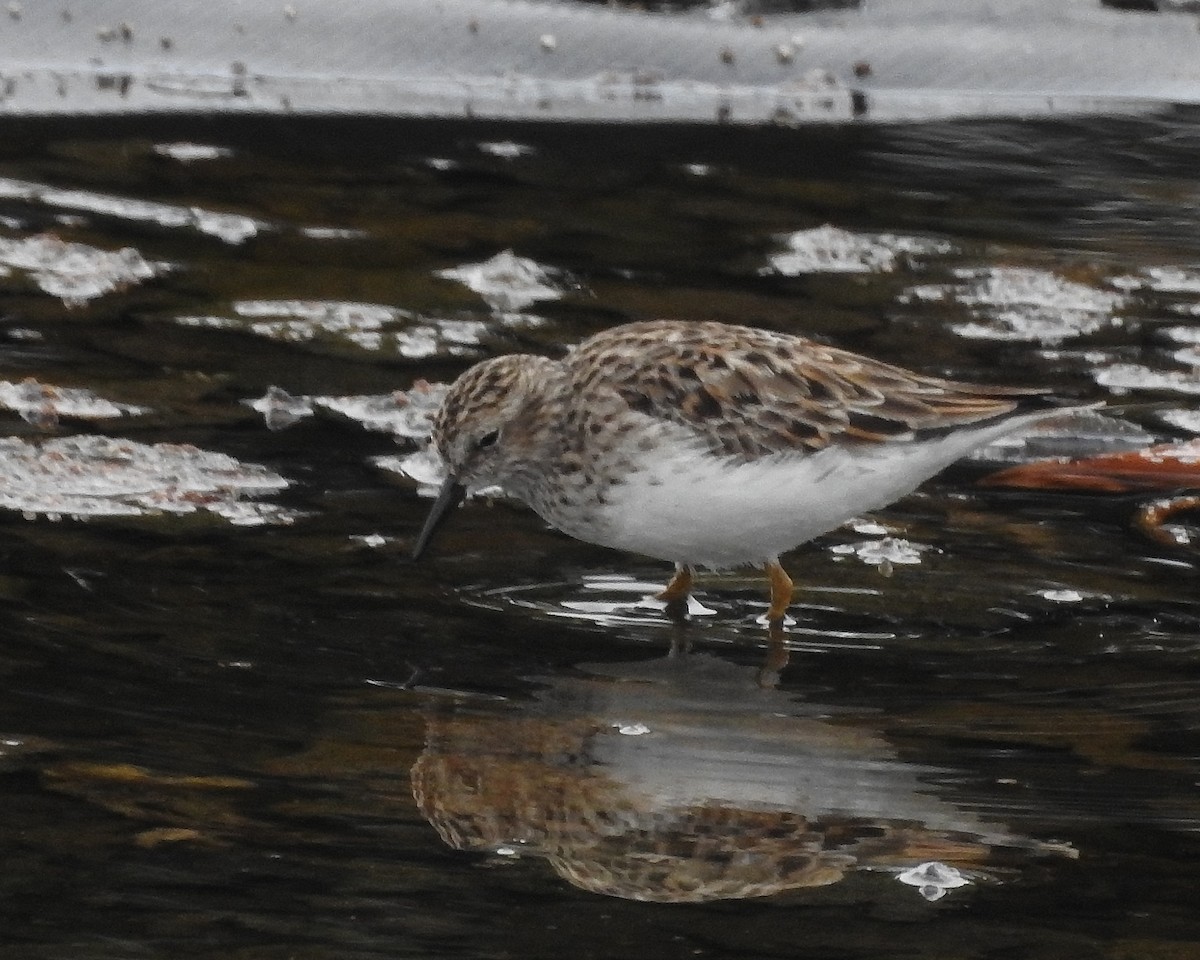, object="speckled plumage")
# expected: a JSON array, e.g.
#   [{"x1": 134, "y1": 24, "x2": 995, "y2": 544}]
[{"x1": 415, "y1": 320, "x2": 1071, "y2": 620}]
